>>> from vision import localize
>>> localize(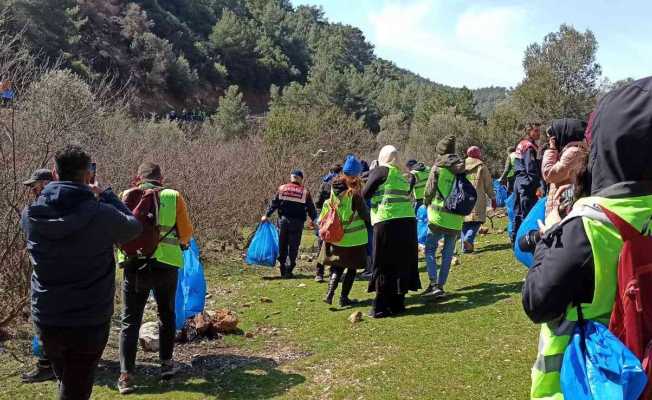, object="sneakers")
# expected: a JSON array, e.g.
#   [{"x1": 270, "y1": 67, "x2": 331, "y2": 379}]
[
  {"x1": 432, "y1": 284, "x2": 446, "y2": 299},
  {"x1": 423, "y1": 283, "x2": 446, "y2": 298},
  {"x1": 421, "y1": 283, "x2": 436, "y2": 296},
  {"x1": 462, "y1": 241, "x2": 474, "y2": 253},
  {"x1": 314, "y1": 274, "x2": 324, "y2": 283},
  {"x1": 117, "y1": 373, "x2": 136, "y2": 395},
  {"x1": 21, "y1": 364, "x2": 55, "y2": 383},
  {"x1": 160, "y1": 360, "x2": 178, "y2": 379}
]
